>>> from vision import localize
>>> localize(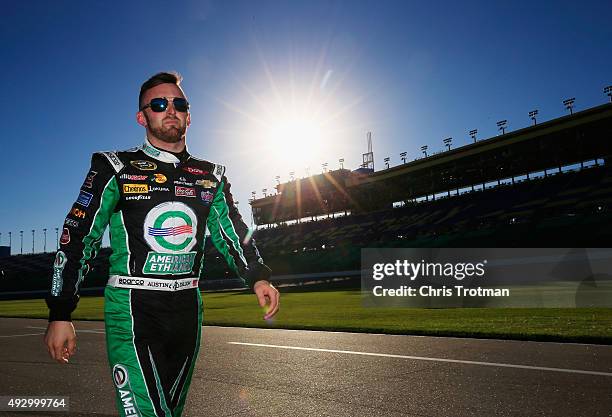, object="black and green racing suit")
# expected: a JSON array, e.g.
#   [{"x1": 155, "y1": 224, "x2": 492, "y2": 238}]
[{"x1": 46, "y1": 139, "x2": 271, "y2": 417}]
